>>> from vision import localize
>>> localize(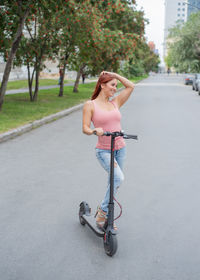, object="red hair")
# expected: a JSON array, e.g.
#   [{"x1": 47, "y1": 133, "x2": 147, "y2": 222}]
[{"x1": 91, "y1": 73, "x2": 116, "y2": 100}]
